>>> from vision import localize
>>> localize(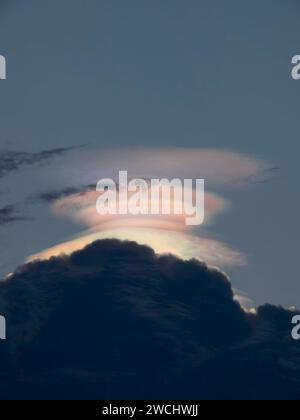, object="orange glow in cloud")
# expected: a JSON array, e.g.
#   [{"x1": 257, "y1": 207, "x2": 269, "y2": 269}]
[
  {"x1": 28, "y1": 184, "x2": 241, "y2": 267},
  {"x1": 52, "y1": 187, "x2": 228, "y2": 231}
]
